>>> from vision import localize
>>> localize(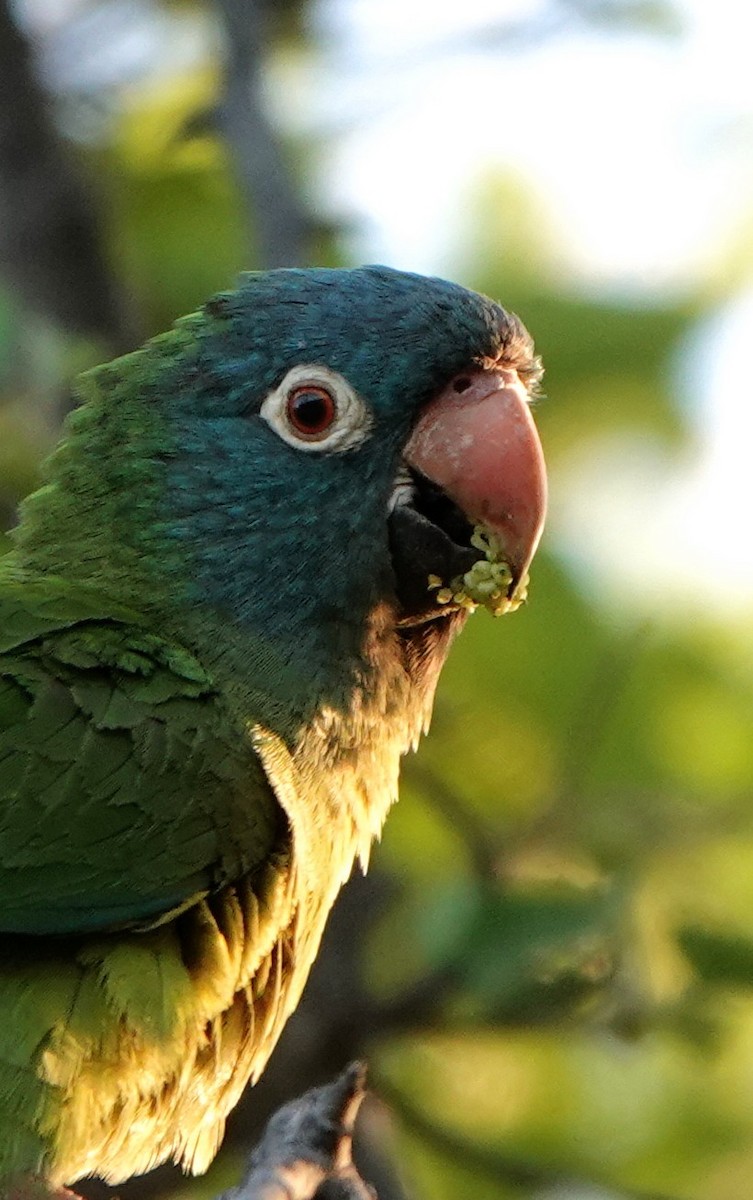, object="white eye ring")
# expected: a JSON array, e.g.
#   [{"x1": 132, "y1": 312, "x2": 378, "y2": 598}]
[{"x1": 259, "y1": 364, "x2": 373, "y2": 453}]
